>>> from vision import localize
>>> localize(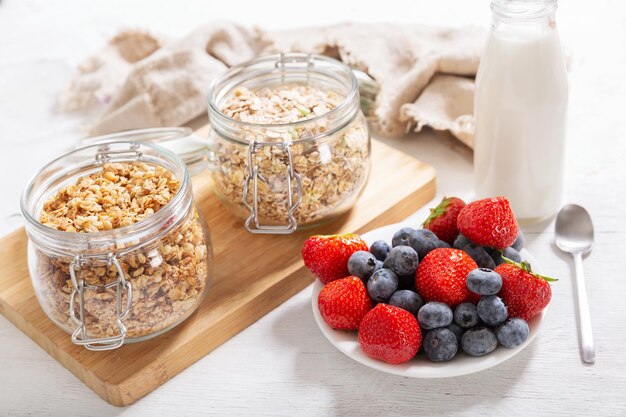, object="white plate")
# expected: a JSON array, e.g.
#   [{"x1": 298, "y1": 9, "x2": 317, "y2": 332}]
[{"x1": 311, "y1": 222, "x2": 546, "y2": 378}]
